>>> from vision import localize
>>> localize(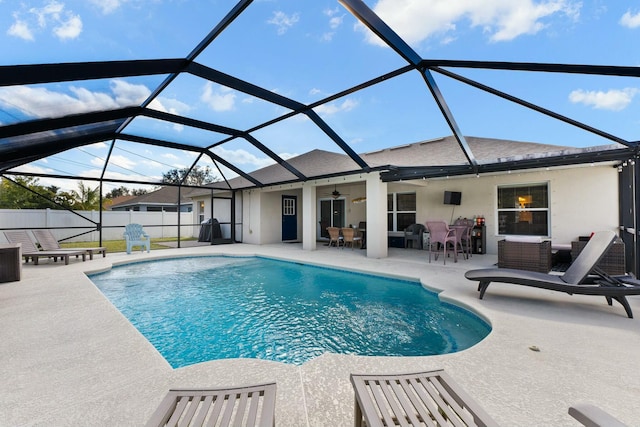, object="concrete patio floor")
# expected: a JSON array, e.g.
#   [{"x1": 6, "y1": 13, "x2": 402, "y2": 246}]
[{"x1": 1, "y1": 243, "x2": 639, "y2": 426}]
